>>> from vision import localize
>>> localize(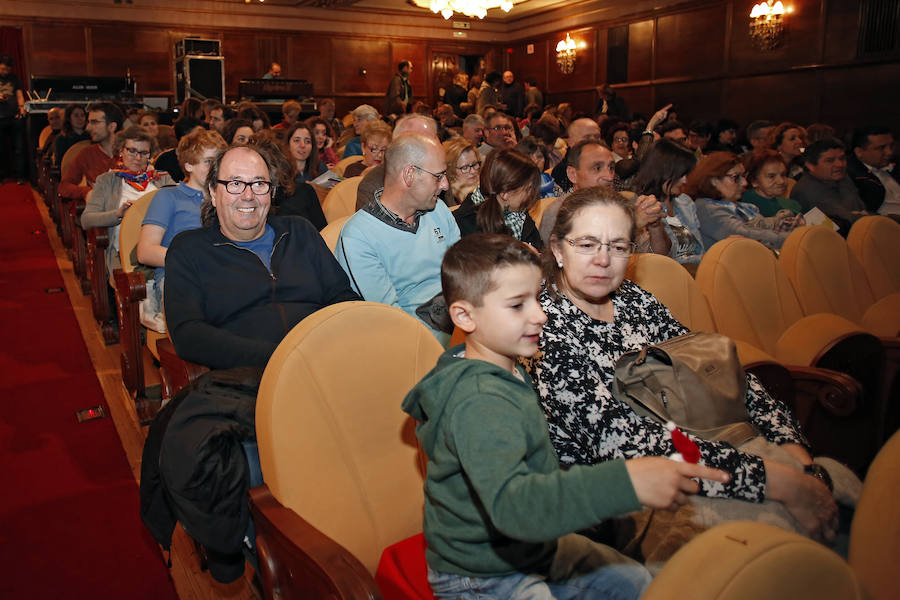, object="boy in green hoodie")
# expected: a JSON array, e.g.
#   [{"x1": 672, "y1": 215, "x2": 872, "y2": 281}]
[{"x1": 402, "y1": 233, "x2": 730, "y2": 599}]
